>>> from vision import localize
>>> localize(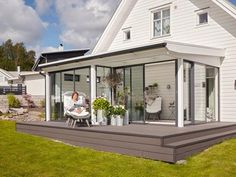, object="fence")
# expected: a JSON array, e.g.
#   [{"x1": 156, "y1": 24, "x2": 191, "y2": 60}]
[{"x1": 0, "y1": 85, "x2": 27, "y2": 95}]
